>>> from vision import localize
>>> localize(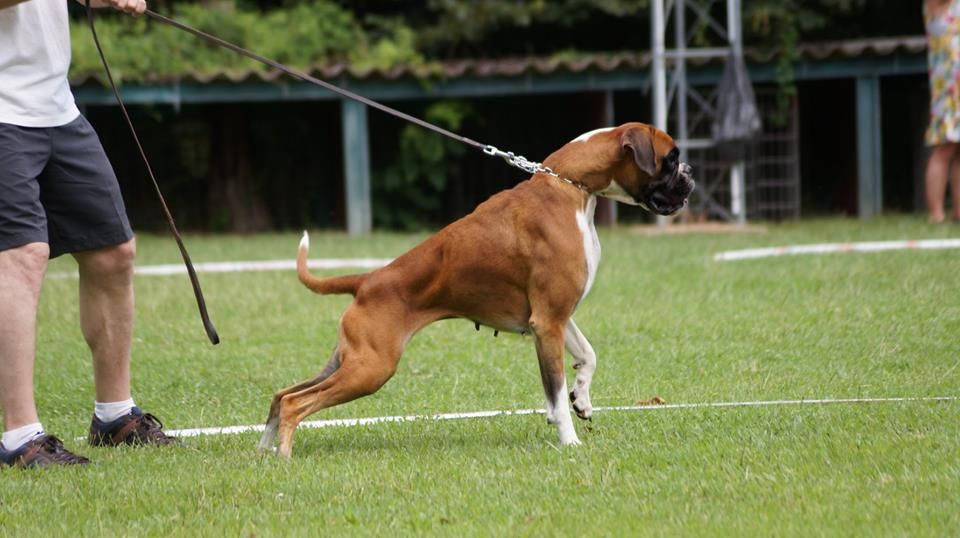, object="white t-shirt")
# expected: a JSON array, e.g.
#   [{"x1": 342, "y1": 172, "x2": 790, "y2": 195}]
[{"x1": 0, "y1": 0, "x2": 80, "y2": 127}]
